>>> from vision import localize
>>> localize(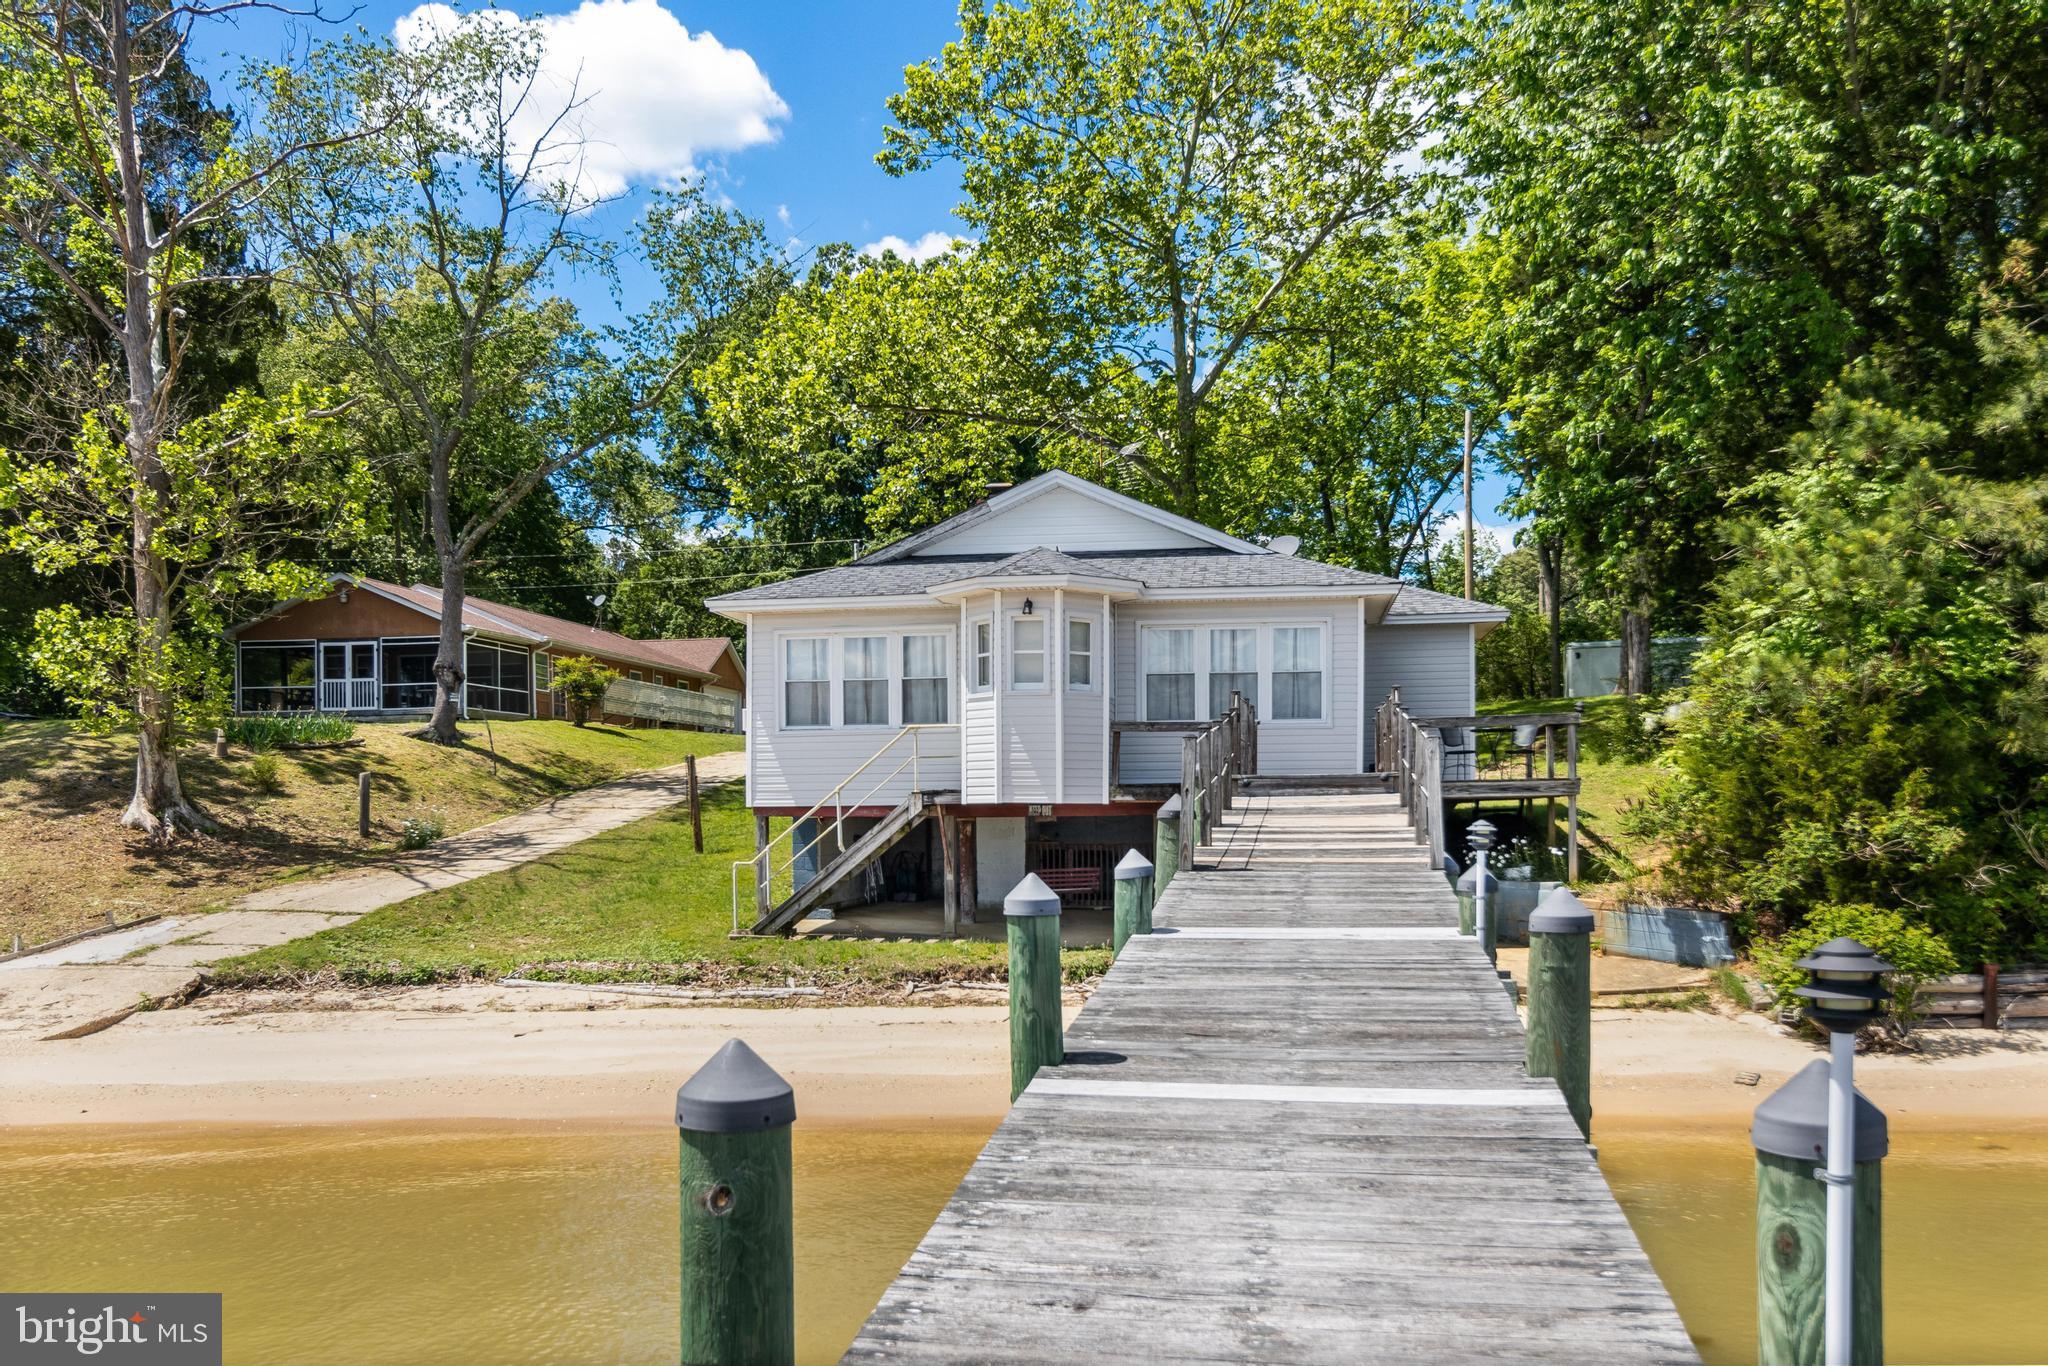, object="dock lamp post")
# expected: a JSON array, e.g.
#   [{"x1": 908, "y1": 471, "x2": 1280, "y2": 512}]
[
  {"x1": 1466, "y1": 820, "x2": 1498, "y2": 963},
  {"x1": 1794, "y1": 937, "x2": 1891, "y2": 1366}
]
